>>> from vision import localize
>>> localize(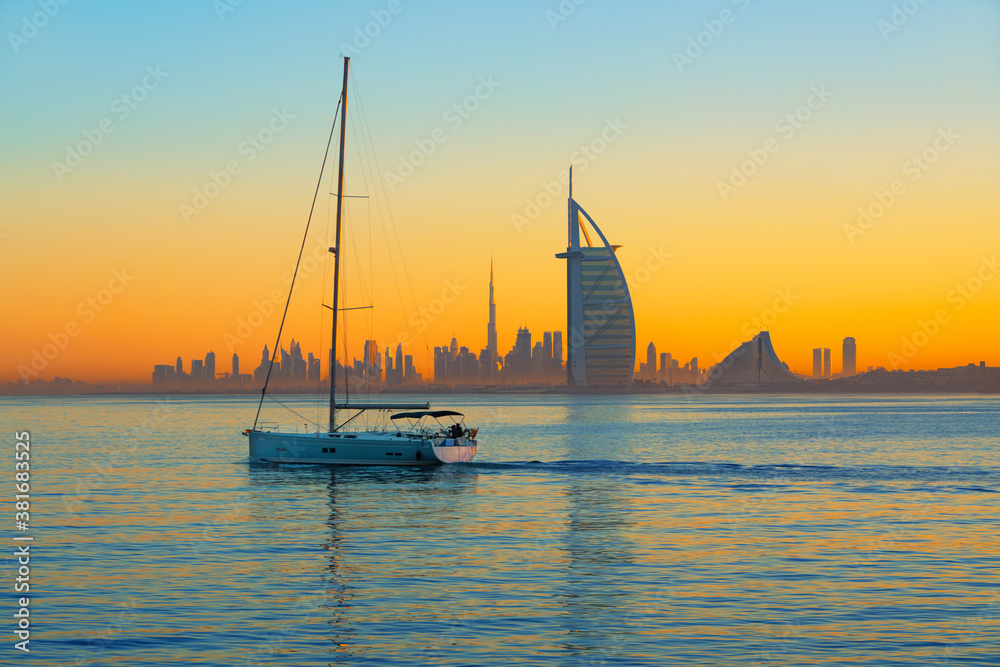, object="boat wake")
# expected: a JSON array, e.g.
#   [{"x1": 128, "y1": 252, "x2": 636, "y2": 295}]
[{"x1": 465, "y1": 459, "x2": 1000, "y2": 486}]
